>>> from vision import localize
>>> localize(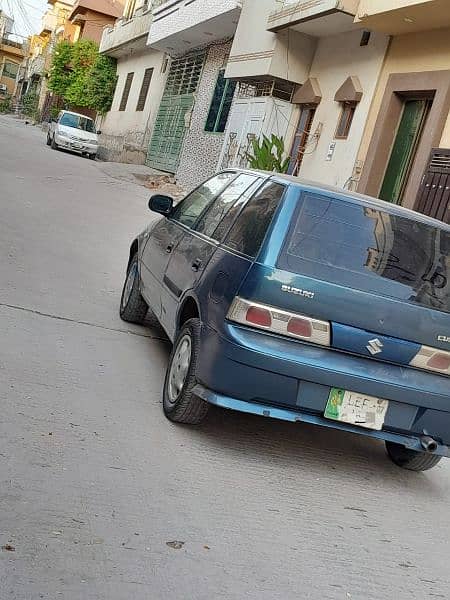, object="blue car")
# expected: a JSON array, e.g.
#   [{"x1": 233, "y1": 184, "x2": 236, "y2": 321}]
[{"x1": 120, "y1": 169, "x2": 450, "y2": 472}]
